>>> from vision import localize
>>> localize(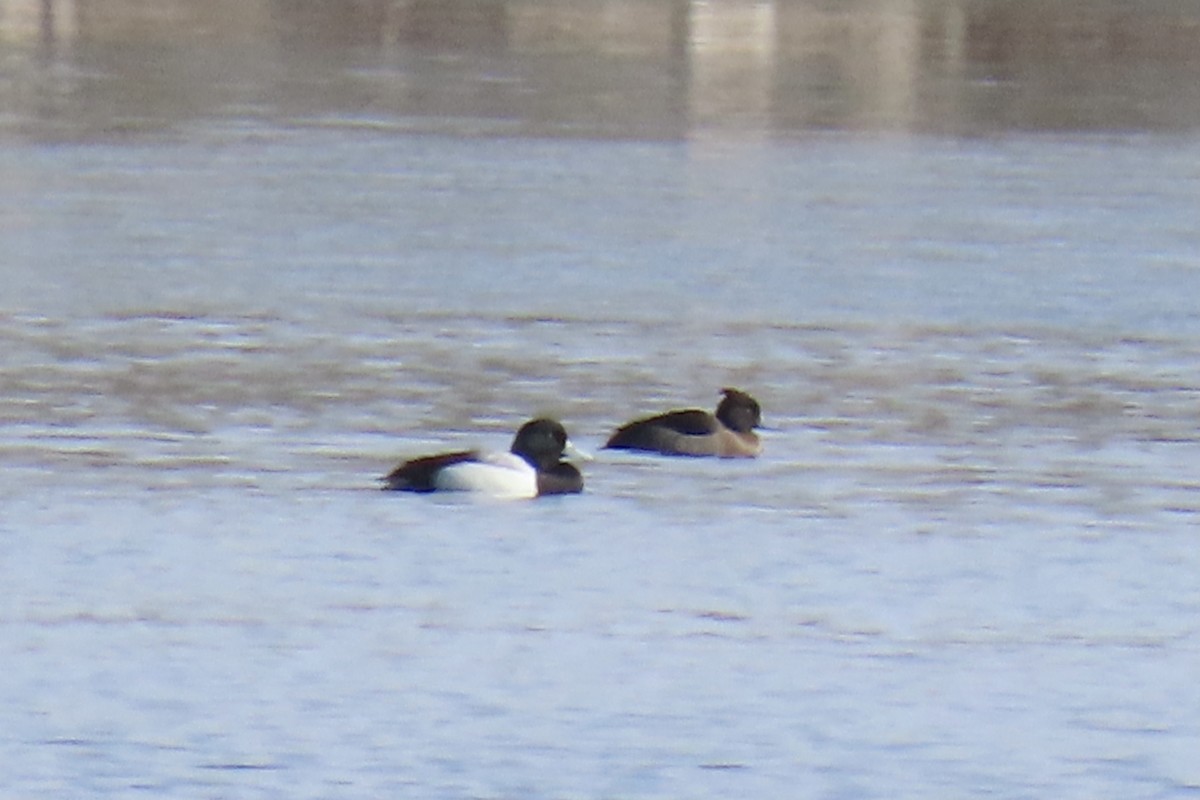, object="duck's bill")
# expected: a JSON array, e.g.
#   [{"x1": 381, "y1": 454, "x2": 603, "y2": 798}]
[{"x1": 563, "y1": 440, "x2": 594, "y2": 462}]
